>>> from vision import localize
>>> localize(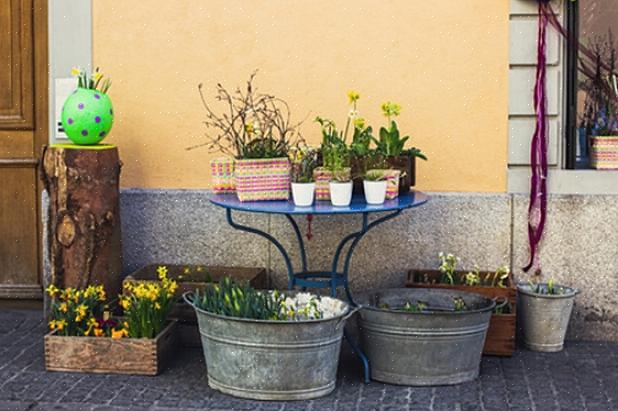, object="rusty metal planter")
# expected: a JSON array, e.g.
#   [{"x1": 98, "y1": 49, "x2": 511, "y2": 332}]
[
  {"x1": 407, "y1": 269, "x2": 517, "y2": 356},
  {"x1": 44, "y1": 320, "x2": 176, "y2": 375},
  {"x1": 124, "y1": 265, "x2": 267, "y2": 347}
]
